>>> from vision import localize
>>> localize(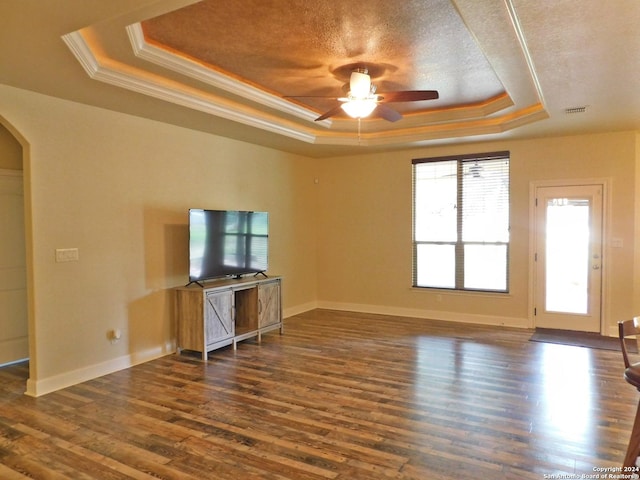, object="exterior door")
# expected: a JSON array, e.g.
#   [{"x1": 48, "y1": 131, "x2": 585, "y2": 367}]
[
  {"x1": 0, "y1": 170, "x2": 28, "y2": 365},
  {"x1": 534, "y1": 184, "x2": 603, "y2": 332}
]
